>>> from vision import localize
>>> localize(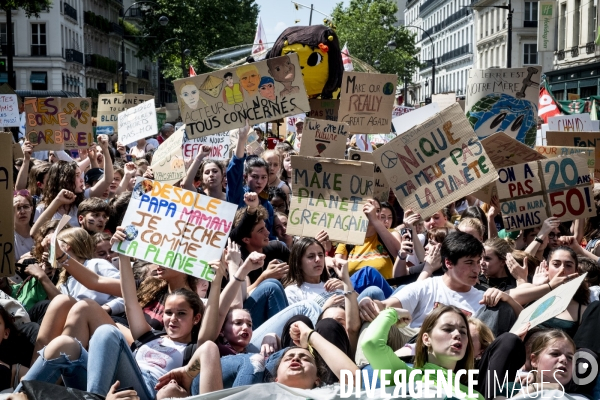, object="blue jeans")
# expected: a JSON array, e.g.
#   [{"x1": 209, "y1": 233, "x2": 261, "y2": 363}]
[
  {"x1": 190, "y1": 353, "x2": 266, "y2": 395},
  {"x1": 351, "y1": 267, "x2": 394, "y2": 298},
  {"x1": 247, "y1": 300, "x2": 321, "y2": 353},
  {"x1": 244, "y1": 279, "x2": 289, "y2": 329}
]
